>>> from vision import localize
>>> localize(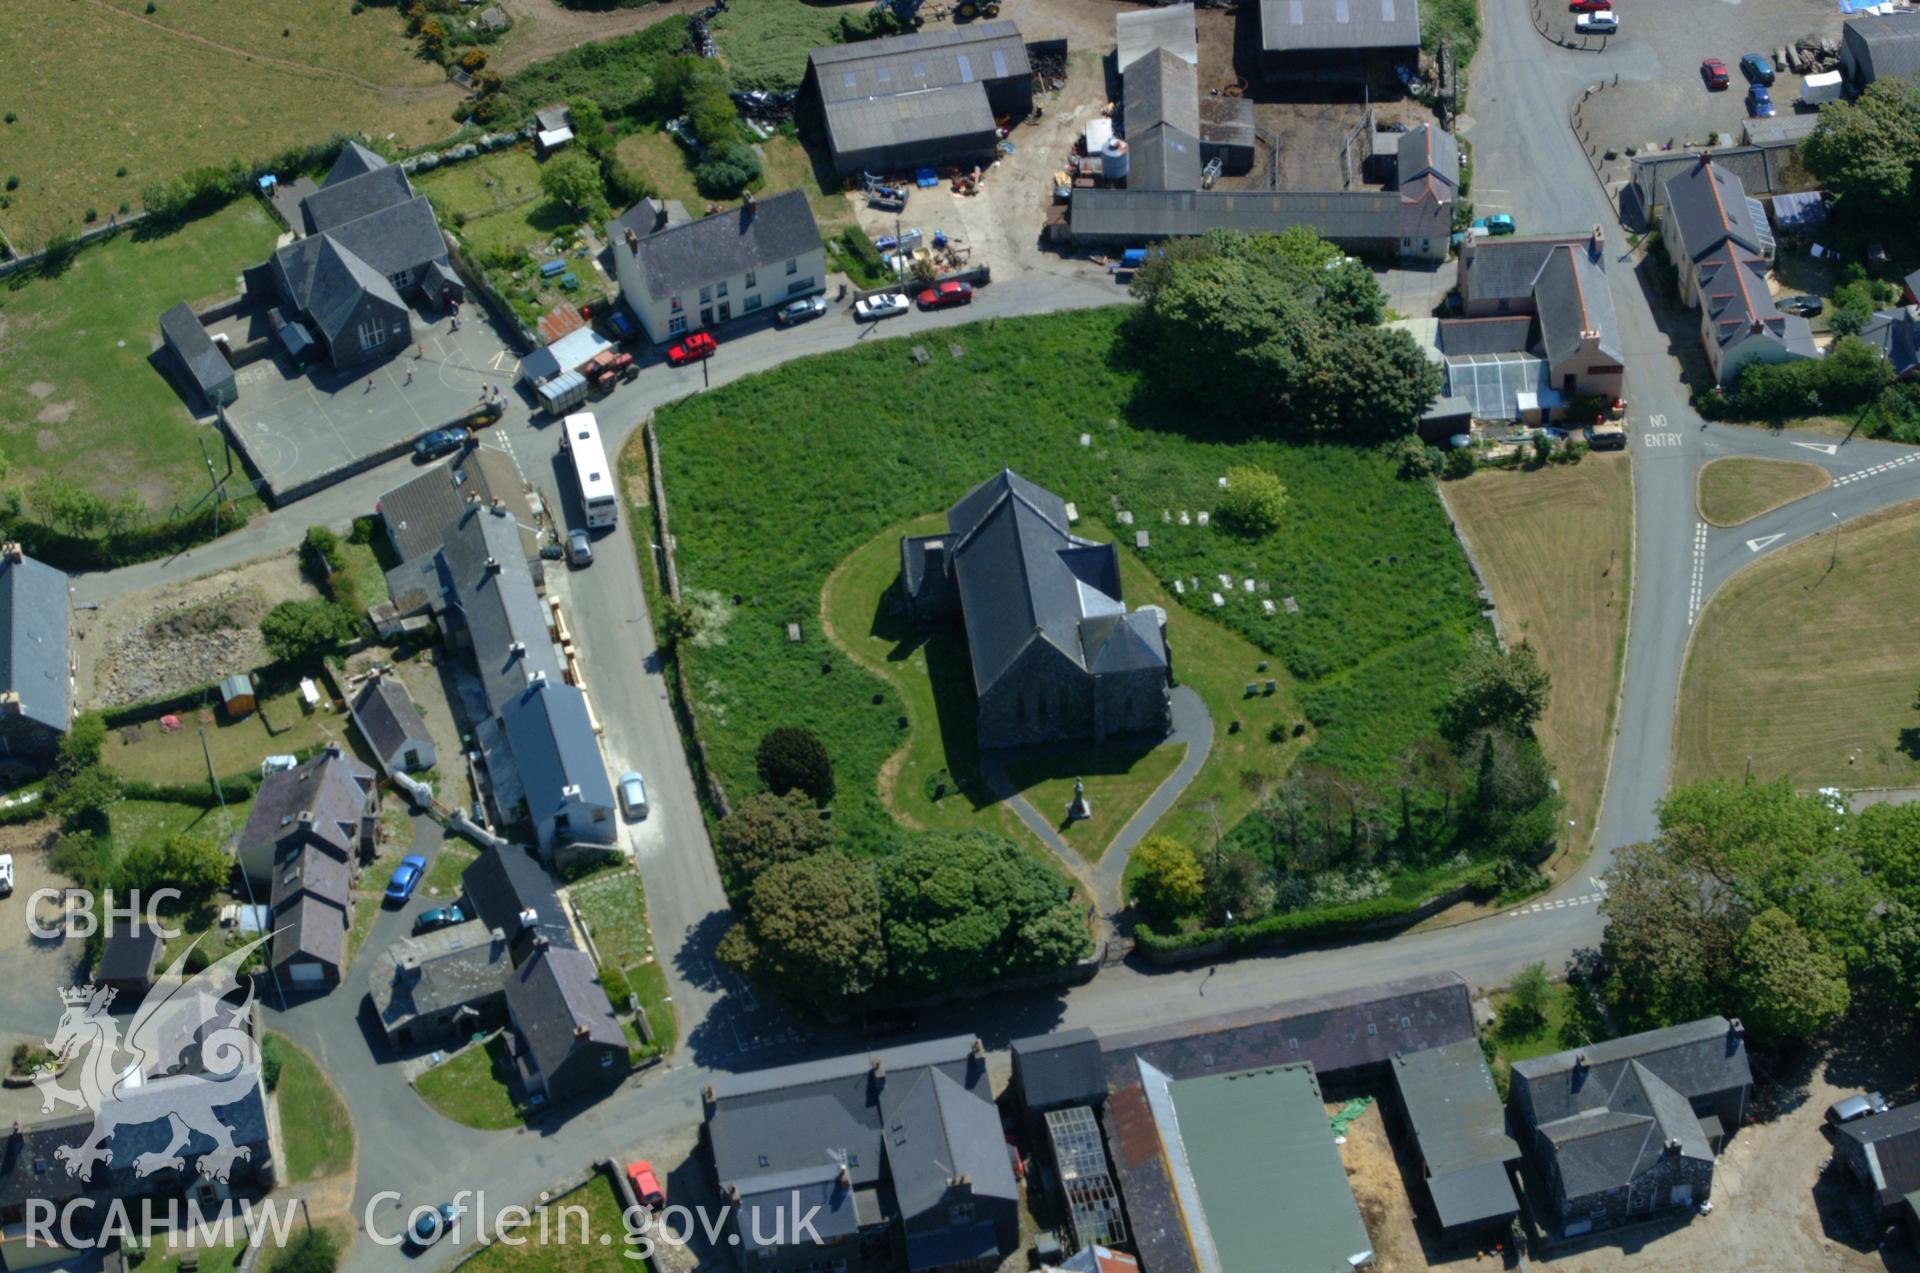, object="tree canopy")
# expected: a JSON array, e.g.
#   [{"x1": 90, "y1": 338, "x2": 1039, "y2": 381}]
[
  {"x1": 1803, "y1": 78, "x2": 1920, "y2": 216},
  {"x1": 538, "y1": 152, "x2": 610, "y2": 223},
  {"x1": 260, "y1": 599, "x2": 360, "y2": 665},
  {"x1": 1215, "y1": 466, "x2": 1289, "y2": 537},
  {"x1": 756, "y1": 726, "x2": 836, "y2": 805},
  {"x1": 737, "y1": 852, "x2": 887, "y2": 1012},
  {"x1": 713, "y1": 790, "x2": 833, "y2": 897},
  {"x1": 1130, "y1": 834, "x2": 1205, "y2": 927},
  {"x1": 1443, "y1": 635, "x2": 1551, "y2": 740}
]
